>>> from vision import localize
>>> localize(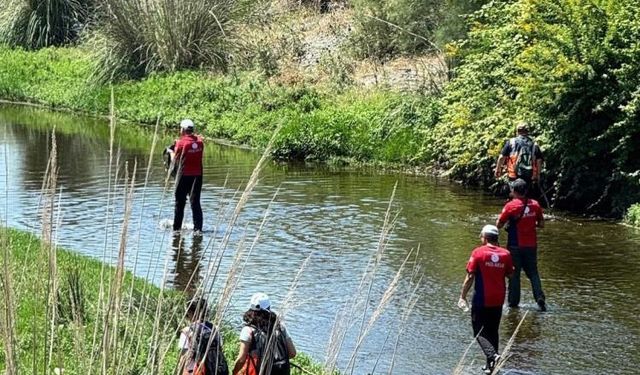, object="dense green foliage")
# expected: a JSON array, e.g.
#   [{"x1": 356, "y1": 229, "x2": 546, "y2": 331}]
[
  {"x1": 625, "y1": 204, "x2": 640, "y2": 228},
  {"x1": 0, "y1": 0, "x2": 92, "y2": 49},
  {"x1": 0, "y1": 45, "x2": 440, "y2": 164},
  {"x1": 433, "y1": 0, "x2": 640, "y2": 216}
]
